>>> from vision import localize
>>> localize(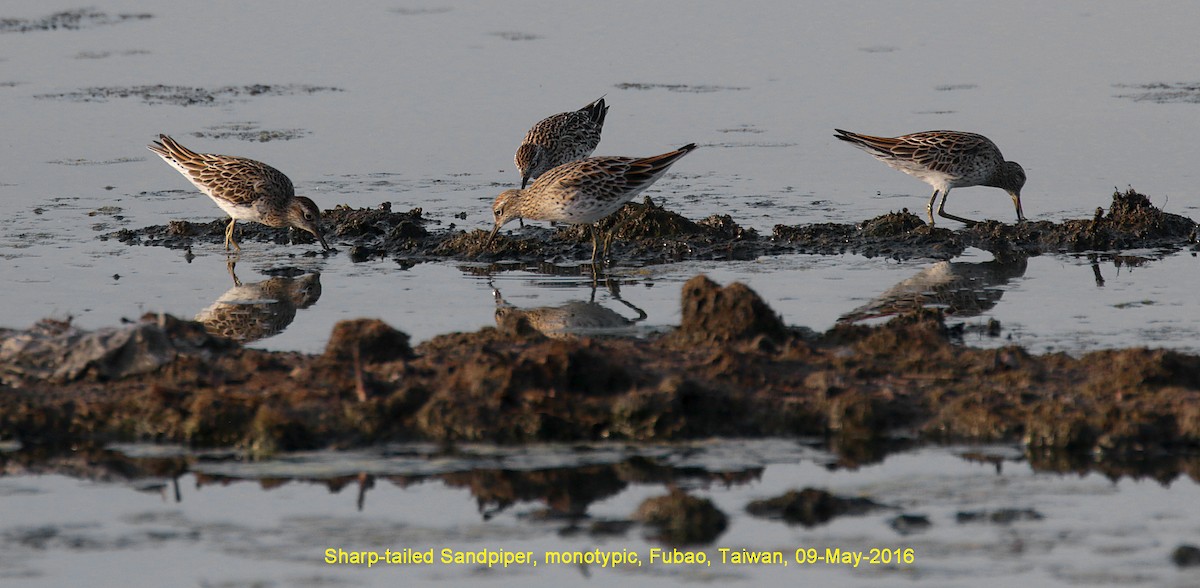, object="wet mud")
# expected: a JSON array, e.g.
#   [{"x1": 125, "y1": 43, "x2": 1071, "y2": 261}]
[
  {"x1": 1114, "y1": 82, "x2": 1200, "y2": 104},
  {"x1": 36, "y1": 84, "x2": 343, "y2": 107},
  {"x1": 108, "y1": 189, "x2": 1197, "y2": 266},
  {"x1": 3, "y1": 274, "x2": 1199, "y2": 483},
  {"x1": 0, "y1": 9, "x2": 151, "y2": 33},
  {"x1": 745, "y1": 488, "x2": 882, "y2": 527},
  {"x1": 190, "y1": 122, "x2": 310, "y2": 142}
]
